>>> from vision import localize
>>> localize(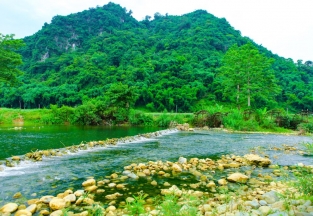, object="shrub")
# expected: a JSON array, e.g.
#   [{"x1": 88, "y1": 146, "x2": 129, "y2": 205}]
[{"x1": 128, "y1": 110, "x2": 154, "y2": 126}]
